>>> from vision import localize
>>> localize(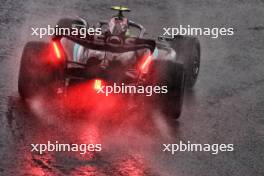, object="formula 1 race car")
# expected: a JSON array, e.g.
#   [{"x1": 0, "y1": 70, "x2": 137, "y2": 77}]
[{"x1": 18, "y1": 6, "x2": 200, "y2": 119}]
